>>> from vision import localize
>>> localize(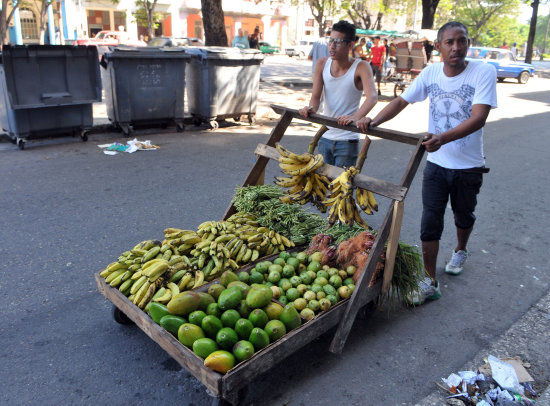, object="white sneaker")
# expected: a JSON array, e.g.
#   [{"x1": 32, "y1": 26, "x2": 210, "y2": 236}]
[
  {"x1": 445, "y1": 250, "x2": 468, "y2": 275},
  {"x1": 405, "y1": 277, "x2": 441, "y2": 306}
]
